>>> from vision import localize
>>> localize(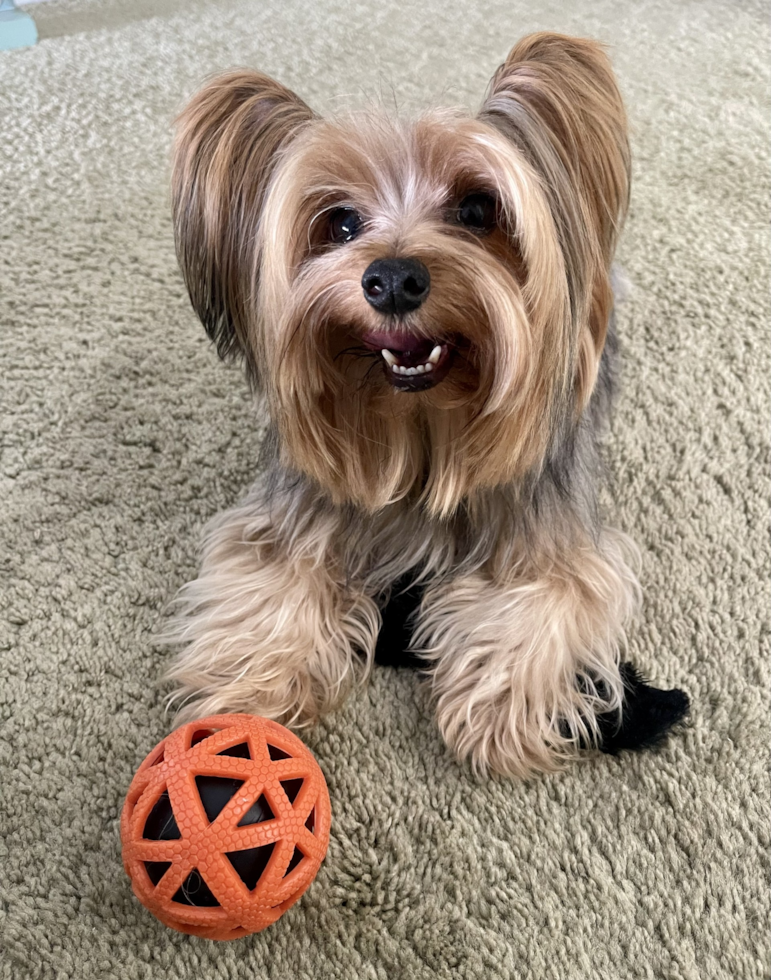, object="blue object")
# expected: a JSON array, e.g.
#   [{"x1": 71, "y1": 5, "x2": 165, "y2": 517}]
[{"x1": 0, "y1": 0, "x2": 38, "y2": 51}]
